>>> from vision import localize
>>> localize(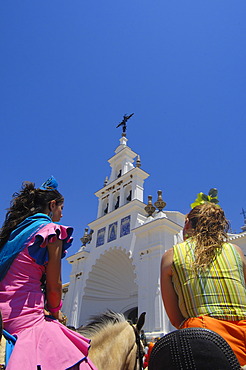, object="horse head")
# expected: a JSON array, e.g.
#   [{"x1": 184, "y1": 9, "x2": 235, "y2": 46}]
[{"x1": 77, "y1": 310, "x2": 146, "y2": 370}]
